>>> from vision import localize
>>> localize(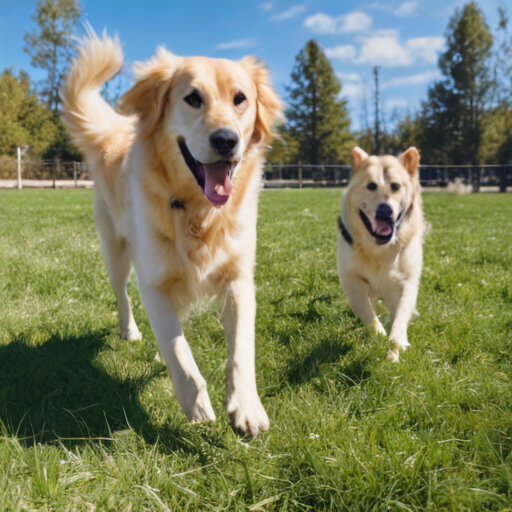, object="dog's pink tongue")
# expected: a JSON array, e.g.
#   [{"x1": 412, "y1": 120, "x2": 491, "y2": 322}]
[
  {"x1": 374, "y1": 219, "x2": 393, "y2": 236},
  {"x1": 203, "y1": 162, "x2": 232, "y2": 206}
]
